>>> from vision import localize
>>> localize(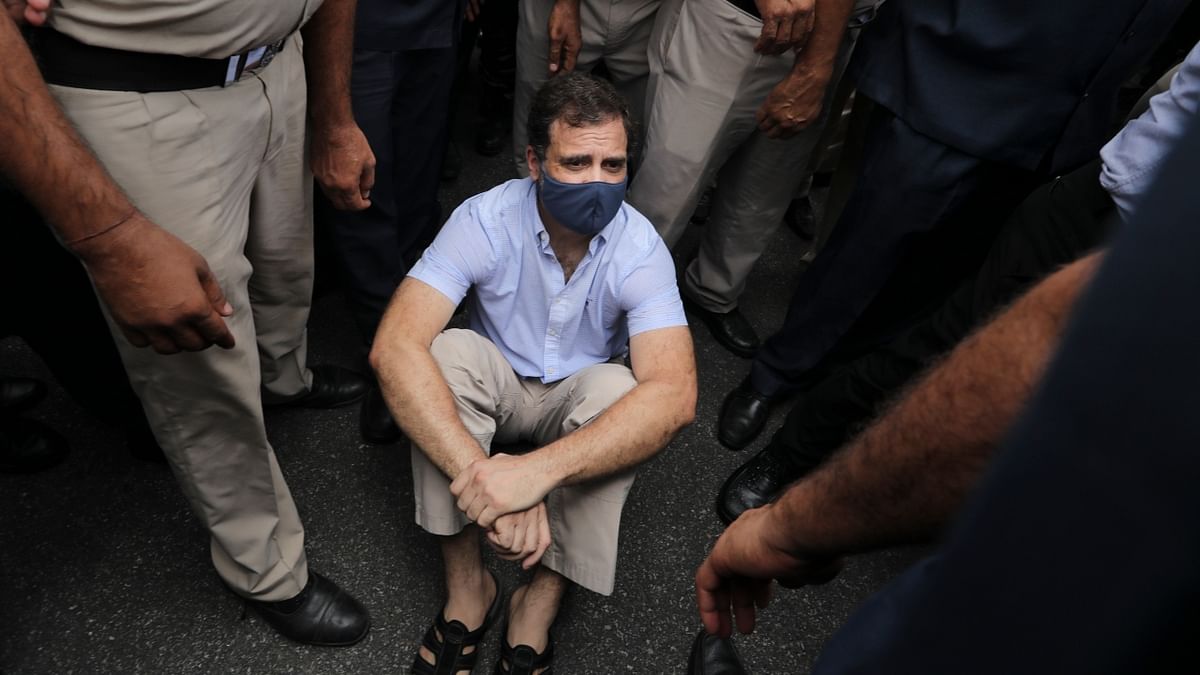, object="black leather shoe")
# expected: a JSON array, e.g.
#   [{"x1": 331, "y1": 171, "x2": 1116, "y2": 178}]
[
  {"x1": 716, "y1": 446, "x2": 802, "y2": 524},
  {"x1": 718, "y1": 378, "x2": 775, "y2": 450},
  {"x1": 0, "y1": 417, "x2": 69, "y2": 474},
  {"x1": 686, "y1": 628, "x2": 748, "y2": 675},
  {"x1": 360, "y1": 385, "x2": 402, "y2": 445},
  {"x1": 0, "y1": 377, "x2": 47, "y2": 413},
  {"x1": 683, "y1": 296, "x2": 759, "y2": 358},
  {"x1": 274, "y1": 366, "x2": 369, "y2": 409},
  {"x1": 244, "y1": 572, "x2": 370, "y2": 646}
]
